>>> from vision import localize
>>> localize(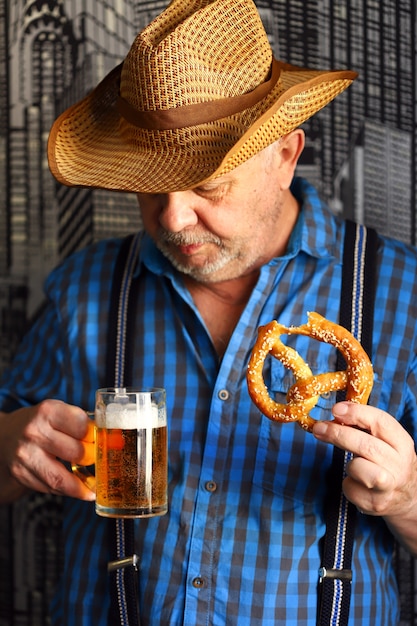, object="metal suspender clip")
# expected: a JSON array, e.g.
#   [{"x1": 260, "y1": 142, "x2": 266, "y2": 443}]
[
  {"x1": 108, "y1": 554, "x2": 139, "y2": 572},
  {"x1": 318, "y1": 567, "x2": 352, "y2": 583}
]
